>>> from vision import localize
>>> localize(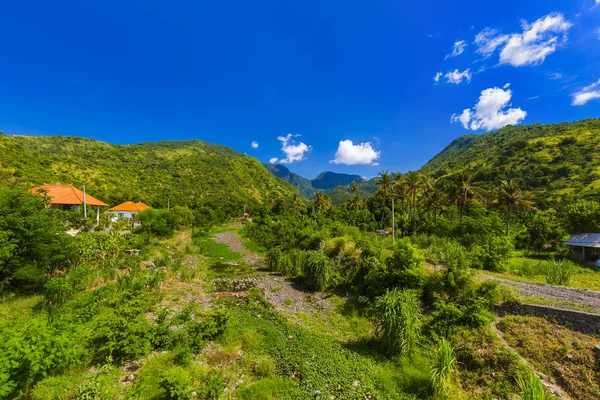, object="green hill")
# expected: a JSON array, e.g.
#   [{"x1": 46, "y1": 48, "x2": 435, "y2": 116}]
[
  {"x1": 311, "y1": 171, "x2": 365, "y2": 191},
  {"x1": 262, "y1": 163, "x2": 316, "y2": 197},
  {"x1": 0, "y1": 134, "x2": 297, "y2": 215},
  {"x1": 421, "y1": 118, "x2": 600, "y2": 207}
]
